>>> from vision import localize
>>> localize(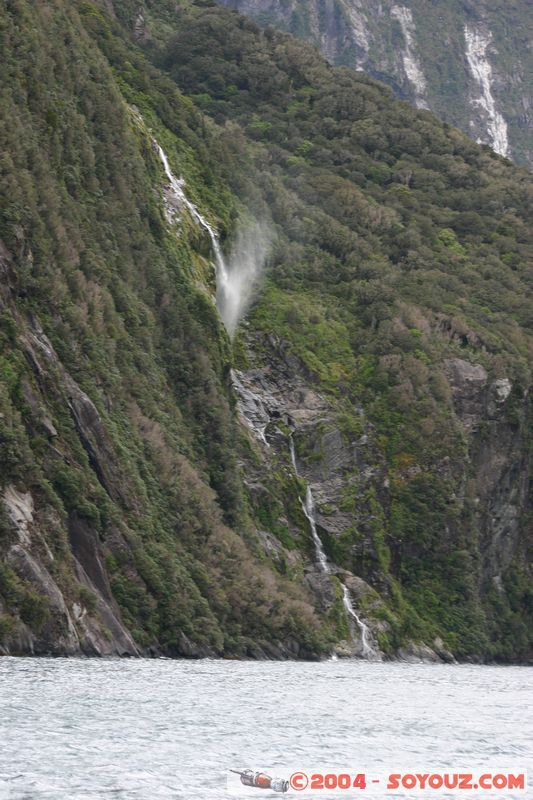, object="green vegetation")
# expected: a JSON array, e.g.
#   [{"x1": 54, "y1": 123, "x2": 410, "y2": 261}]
[
  {"x1": 0, "y1": 0, "x2": 330, "y2": 658},
  {"x1": 155, "y1": 2, "x2": 533, "y2": 660},
  {"x1": 0, "y1": 0, "x2": 531, "y2": 661},
  {"x1": 217, "y1": 0, "x2": 533, "y2": 169}
]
